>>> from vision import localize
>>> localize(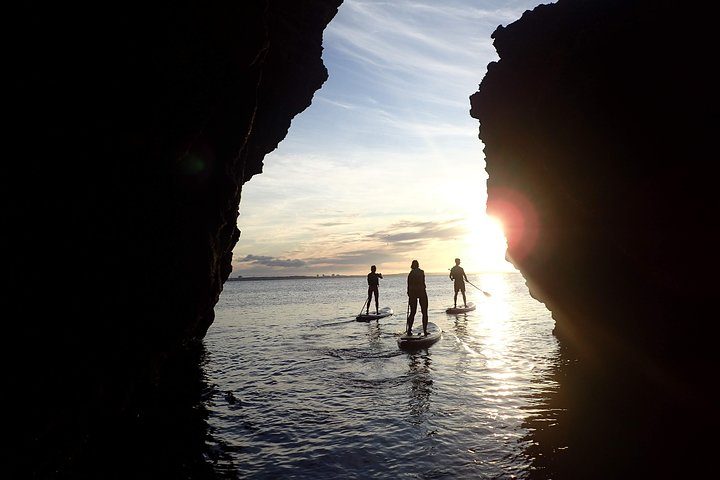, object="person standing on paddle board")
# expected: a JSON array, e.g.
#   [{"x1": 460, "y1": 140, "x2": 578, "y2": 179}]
[
  {"x1": 406, "y1": 259, "x2": 429, "y2": 335},
  {"x1": 449, "y1": 257, "x2": 468, "y2": 308},
  {"x1": 366, "y1": 265, "x2": 383, "y2": 315}
]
